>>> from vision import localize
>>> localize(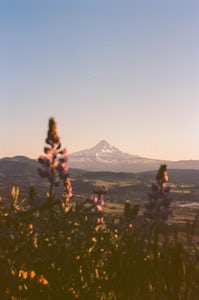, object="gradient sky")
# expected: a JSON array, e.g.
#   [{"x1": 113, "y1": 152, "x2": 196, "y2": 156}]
[{"x1": 1, "y1": 0, "x2": 199, "y2": 160}]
